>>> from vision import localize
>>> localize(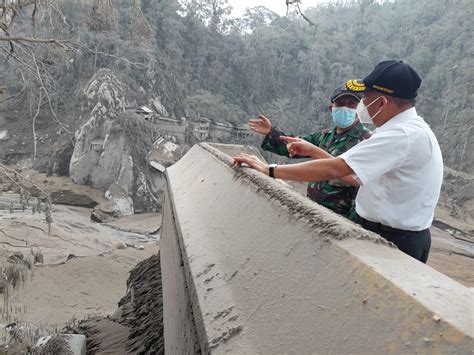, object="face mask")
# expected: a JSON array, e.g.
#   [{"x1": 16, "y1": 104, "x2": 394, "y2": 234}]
[
  {"x1": 331, "y1": 107, "x2": 357, "y2": 128},
  {"x1": 356, "y1": 97, "x2": 384, "y2": 125}
]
